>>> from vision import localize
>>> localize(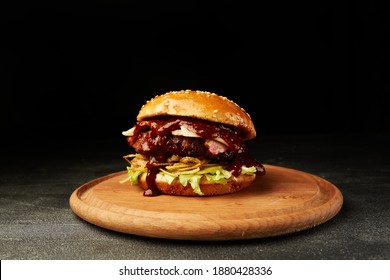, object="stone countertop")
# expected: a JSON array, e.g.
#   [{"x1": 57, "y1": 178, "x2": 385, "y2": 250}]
[{"x1": 1, "y1": 132, "x2": 389, "y2": 260}]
